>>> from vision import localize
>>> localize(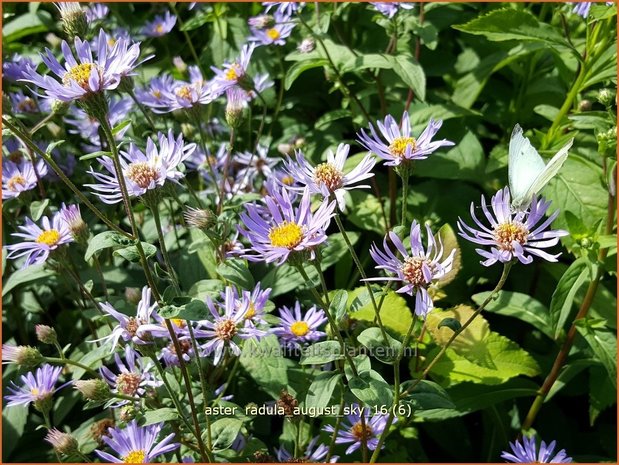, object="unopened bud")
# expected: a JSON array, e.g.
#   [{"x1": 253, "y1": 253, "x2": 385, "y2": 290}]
[
  {"x1": 45, "y1": 32, "x2": 63, "y2": 48},
  {"x1": 35, "y1": 325, "x2": 58, "y2": 345},
  {"x1": 119, "y1": 404, "x2": 138, "y2": 422},
  {"x1": 2, "y1": 344, "x2": 43, "y2": 368},
  {"x1": 225, "y1": 87, "x2": 247, "y2": 129},
  {"x1": 74, "y1": 379, "x2": 111, "y2": 402},
  {"x1": 125, "y1": 287, "x2": 142, "y2": 305},
  {"x1": 248, "y1": 14, "x2": 275, "y2": 29},
  {"x1": 297, "y1": 37, "x2": 316, "y2": 53},
  {"x1": 598, "y1": 88, "x2": 615, "y2": 107},
  {"x1": 45, "y1": 428, "x2": 79, "y2": 456},
  {"x1": 184, "y1": 206, "x2": 216, "y2": 230},
  {"x1": 56, "y1": 3, "x2": 88, "y2": 39},
  {"x1": 180, "y1": 122, "x2": 196, "y2": 139},
  {"x1": 277, "y1": 143, "x2": 293, "y2": 155},
  {"x1": 294, "y1": 137, "x2": 305, "y2": 148},
  {"x1": 578, "y1": 99, "x2": 592, "y2": 111},
  {"x1": 173, "y1": 56, "x2": 187, "y2": 74},
  {"x1": 118, "y1": 75, "x2": 134, "y2": 93},
  {"x1": 51, "y1": 99, "x2": 70, "y2": 116}
]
